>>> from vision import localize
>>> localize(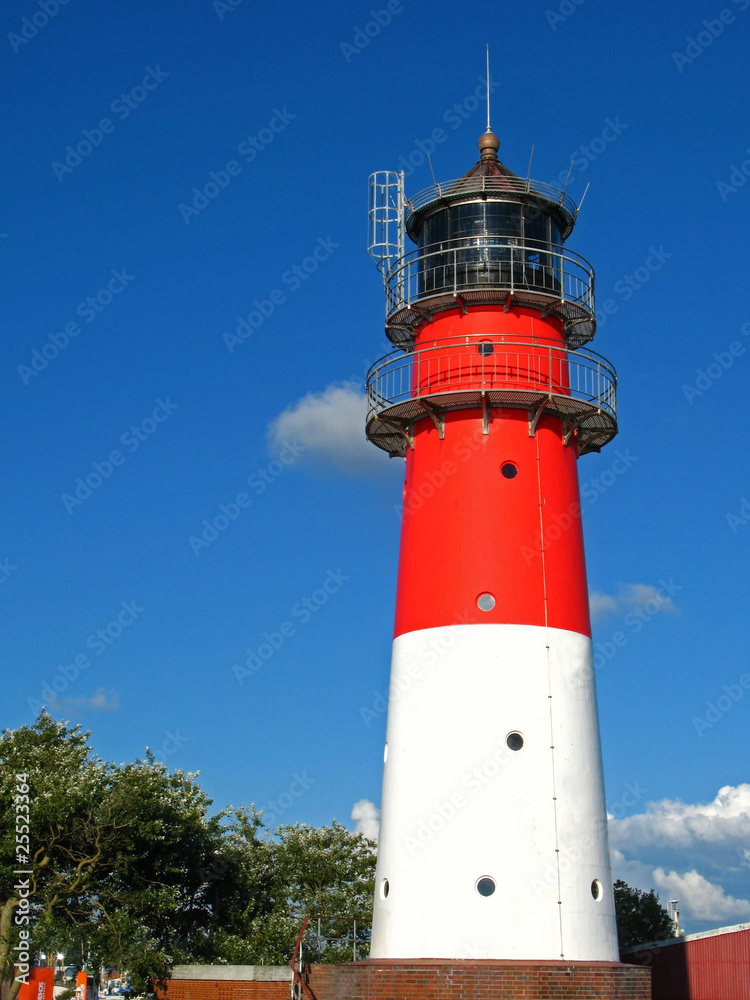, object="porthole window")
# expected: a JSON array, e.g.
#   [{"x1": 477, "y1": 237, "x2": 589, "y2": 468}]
[
  {"x1": 477, "y1": 592, "x2": 495, "y2": 612},
  {"x1": 476, "y1": 877, "x2": 496, "y2": 897},
  {"x1": 381, "y1": 879, "x2": 390, "y2": 899},
  {"x1": 506, "y1": 732, "x2": 524, "y2": 751},
  {"x1": 591, "y1": 879, "x2": 602, "y2": 901},
  {"x1": 477, "y1": 341, "x2": 494, "y2": 356},
  {"x1": 501, "y1": 462, "x2": 518, "y2": 479}
]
